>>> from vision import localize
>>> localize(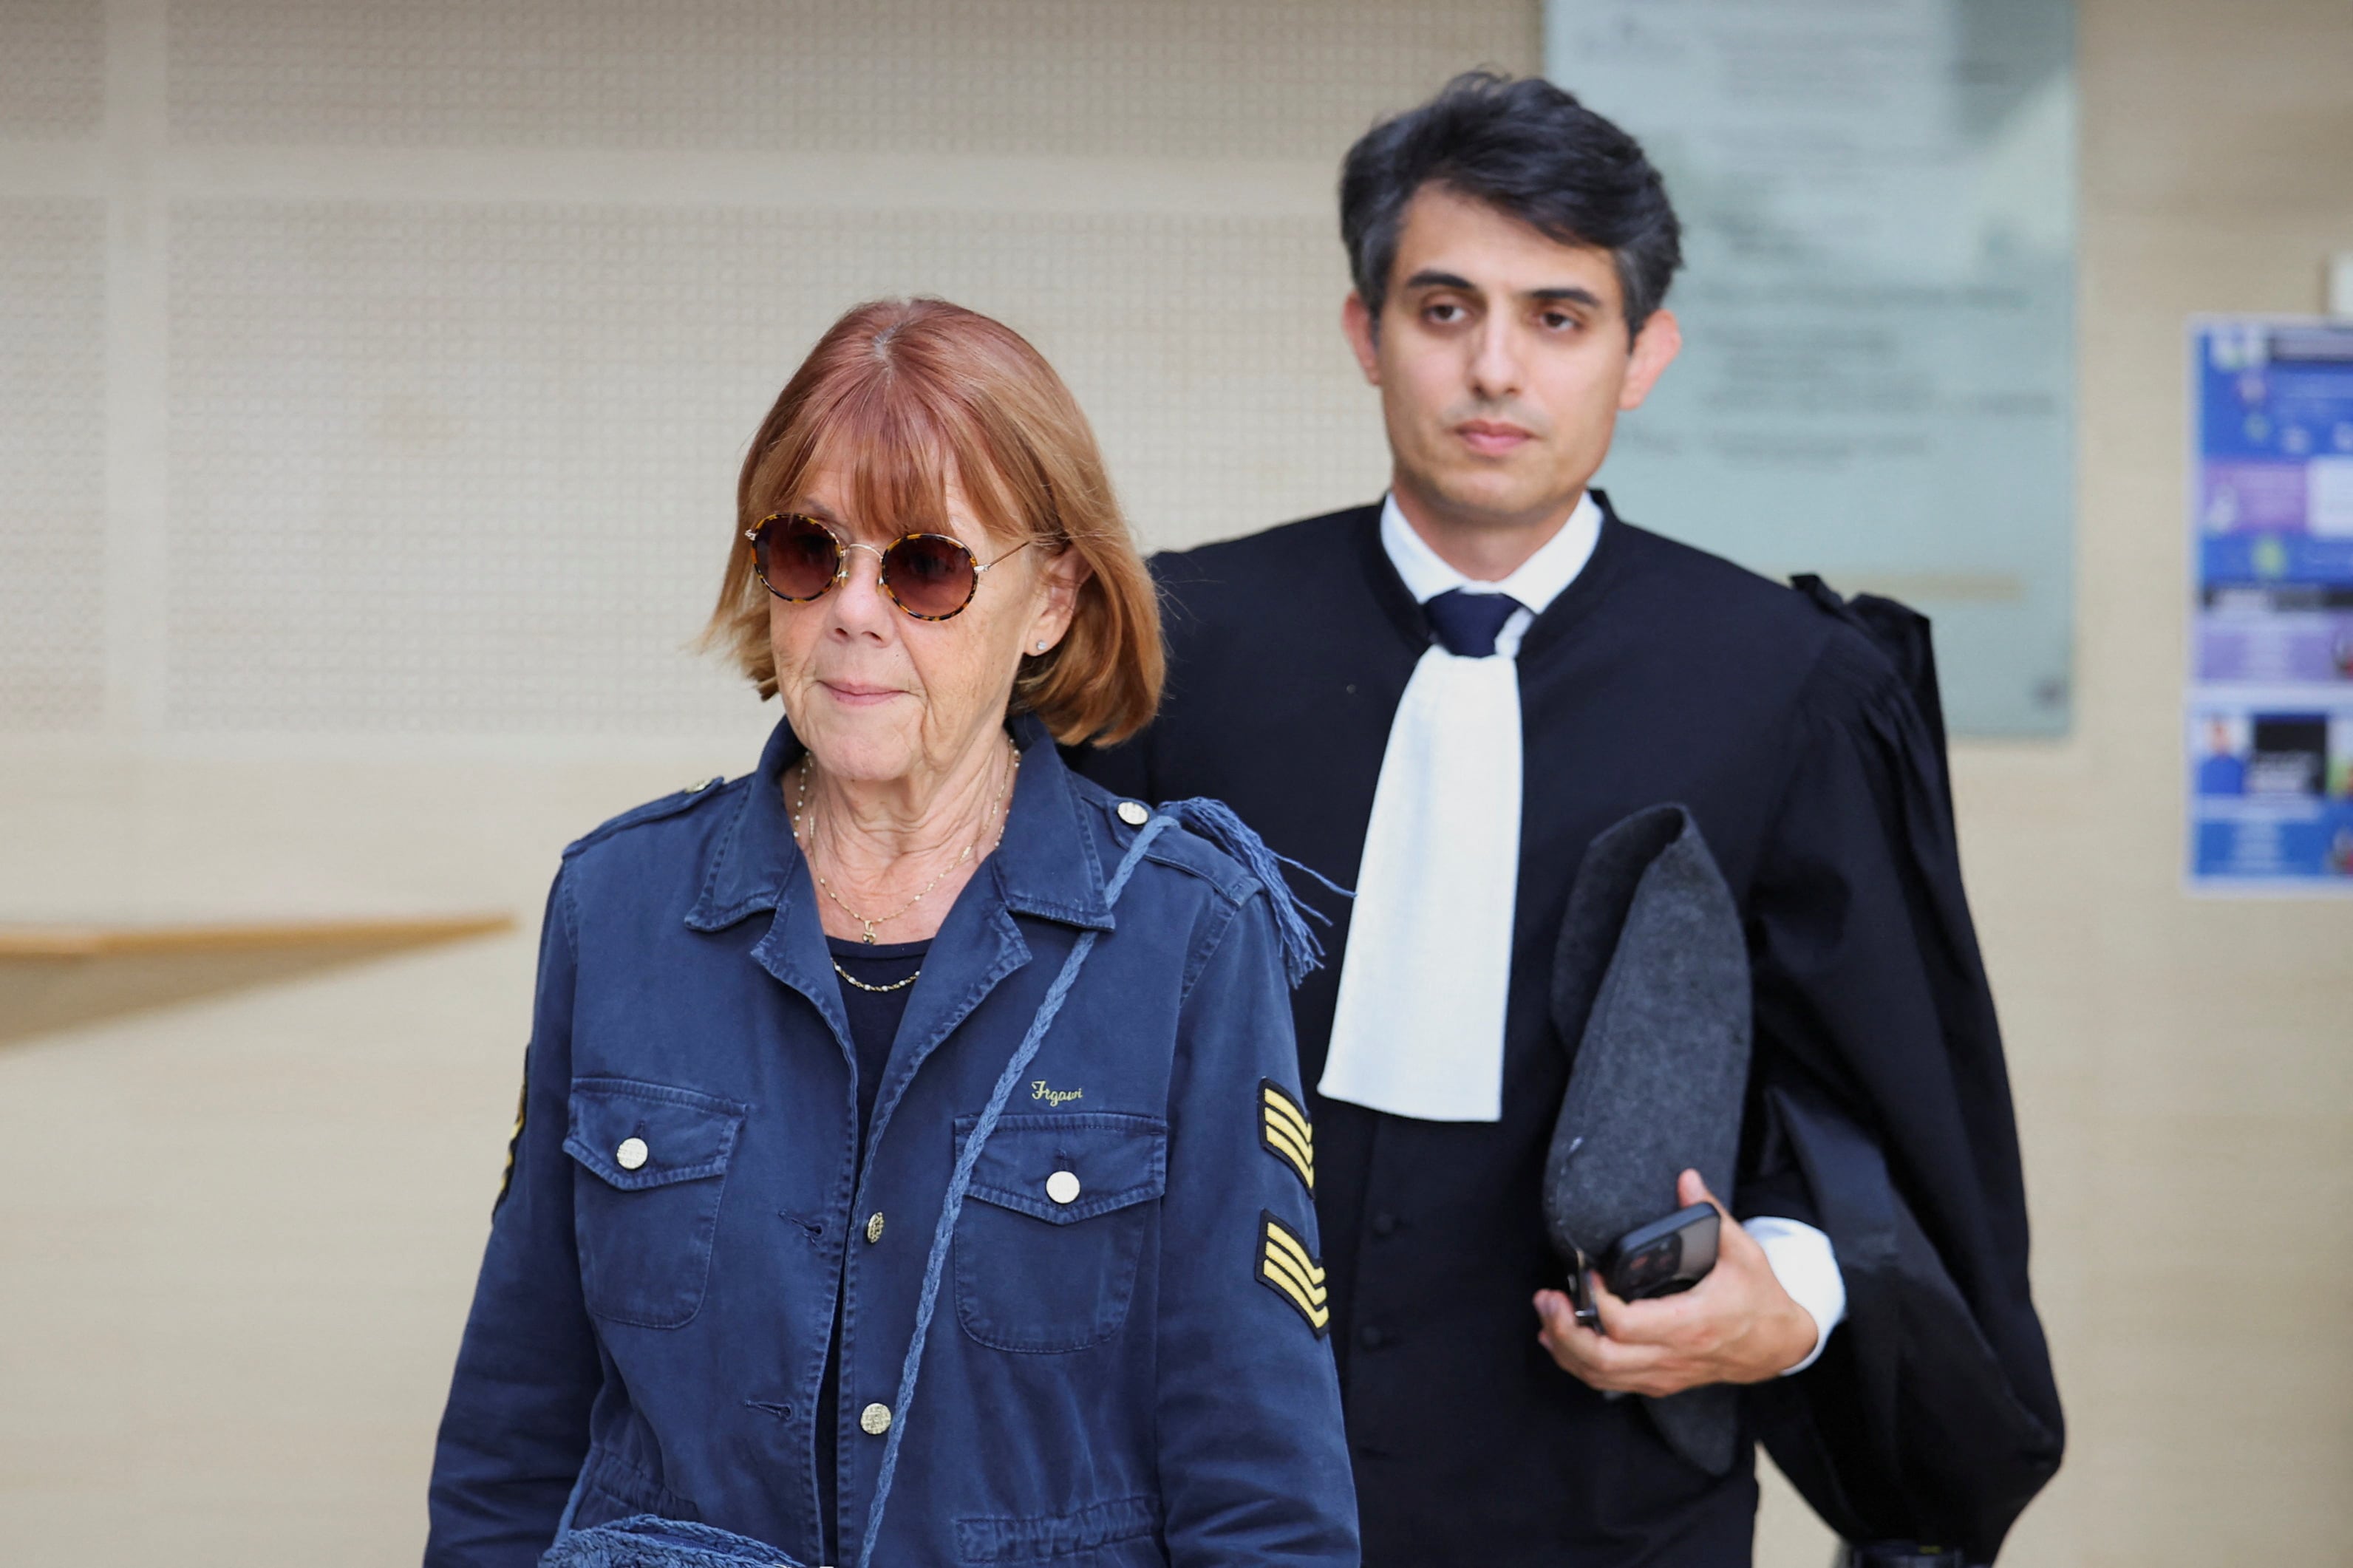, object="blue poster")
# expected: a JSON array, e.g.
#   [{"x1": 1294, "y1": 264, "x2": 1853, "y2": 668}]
[{"x1": 2187, "y1": 318, "x2": 2353, "y2": 888}]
